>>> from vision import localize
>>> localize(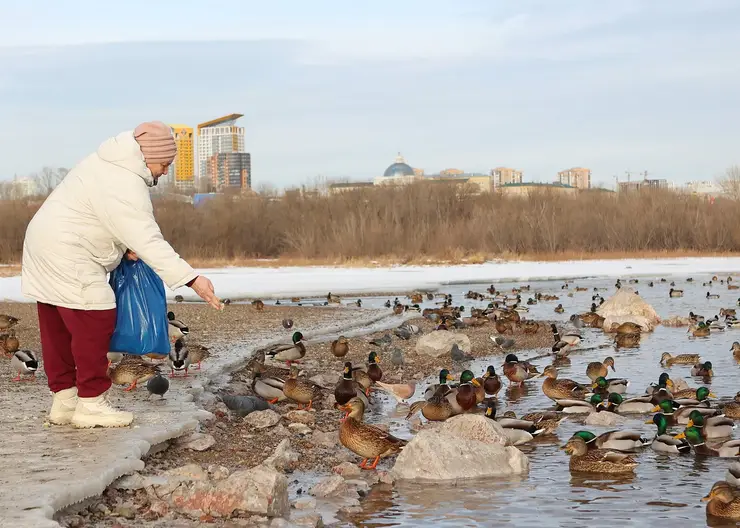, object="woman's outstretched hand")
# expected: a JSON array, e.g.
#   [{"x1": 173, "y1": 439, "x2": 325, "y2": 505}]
[{"x1": 190, "y1": 276, "x2": 222, "y2": 310}]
